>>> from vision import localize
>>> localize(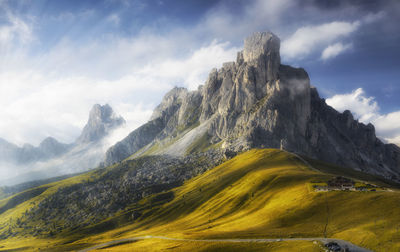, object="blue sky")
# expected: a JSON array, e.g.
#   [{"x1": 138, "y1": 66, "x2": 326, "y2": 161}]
[{"x1": 0, "y1": 0, "x2": 399, "y2": 146}]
